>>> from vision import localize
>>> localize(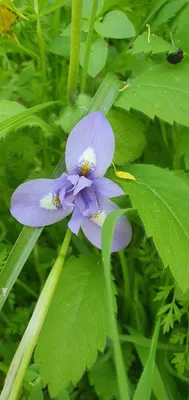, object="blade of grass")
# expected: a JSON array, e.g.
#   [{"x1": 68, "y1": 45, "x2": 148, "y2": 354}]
[
  {"x1": 102, "y1": 208, "x2": 131, "y2": 400},
  {"x1": 0, "y1": 74, "x2": 121, "y2": 311},
  {"x1": 128, "y1": 328, "x2": 169, "y2": 400},
  {"x1": 132, "y1": 317, "x2": 161, "y2": 400}
]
